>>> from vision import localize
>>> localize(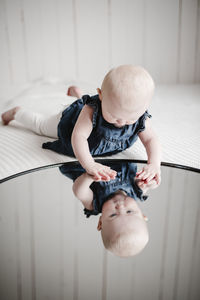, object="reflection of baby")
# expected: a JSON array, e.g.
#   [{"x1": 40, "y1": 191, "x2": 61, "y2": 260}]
[
  {"x1": 60, "y1": 162, "x2": 158, "y2": 257},
  {"x1": 1, "y1": 65, "x2": 161, "y2": 184},
  {"x1": 97, "y1": 191, "x2": 148, "y2": 257}
]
